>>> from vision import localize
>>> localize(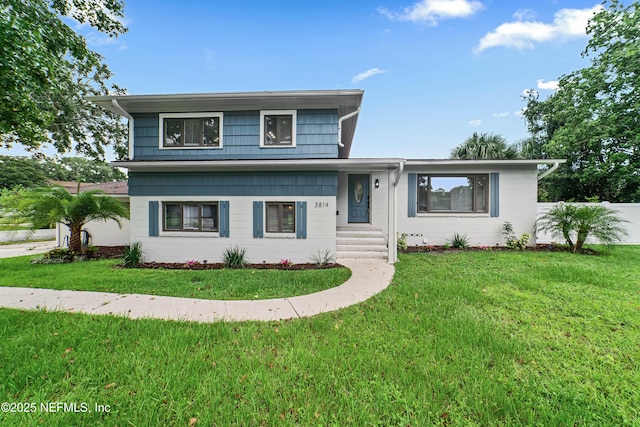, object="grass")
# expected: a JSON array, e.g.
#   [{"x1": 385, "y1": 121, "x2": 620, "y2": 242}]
[
  {"x1": 0, "y1": 256, "x2": 351, "y2": 300},
  {"x1": 0, "y1": 247, "x2": 638, "y2": 426}
]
